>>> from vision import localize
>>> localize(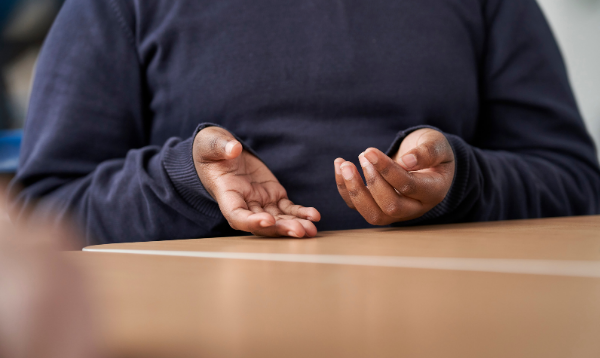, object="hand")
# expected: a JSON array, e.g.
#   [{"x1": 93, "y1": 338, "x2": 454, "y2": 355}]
[
  {"x1": 334, "y1": 128, "x2": 455, "y2": 225},
  {"x1": 193, "y1": 126, "x2": 321, "y2": 237}
]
